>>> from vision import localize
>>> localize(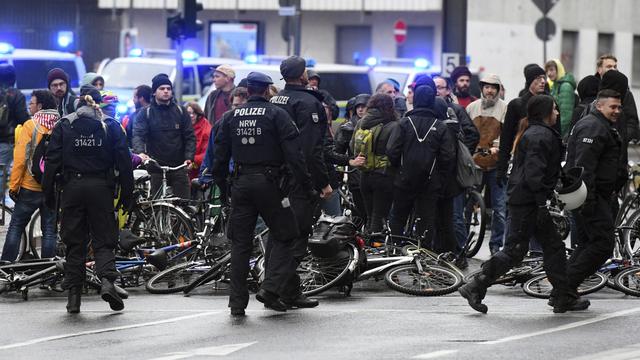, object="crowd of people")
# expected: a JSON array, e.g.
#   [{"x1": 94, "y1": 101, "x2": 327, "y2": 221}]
[{"x1": 0, "y1": 51, "x2": 637, "y2": 316}]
